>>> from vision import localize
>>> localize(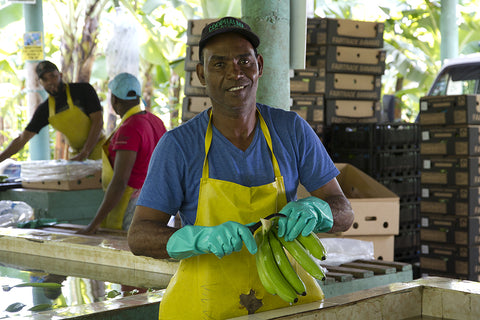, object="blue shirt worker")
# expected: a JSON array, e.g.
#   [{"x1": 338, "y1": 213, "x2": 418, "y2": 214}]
[{"x1": 127, "y1": 17, "x2": 354, "y2": 319}]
